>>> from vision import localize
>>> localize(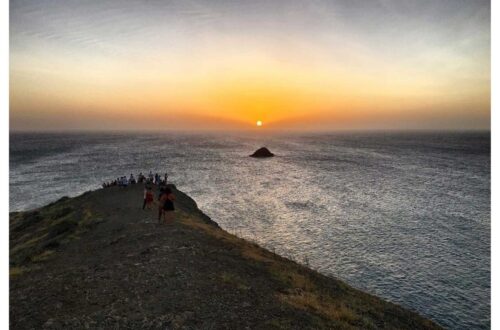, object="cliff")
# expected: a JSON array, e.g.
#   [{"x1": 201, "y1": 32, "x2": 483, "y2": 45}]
[{"x1": 10, "y1": 184, "x2": 441, "y2": 329}]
